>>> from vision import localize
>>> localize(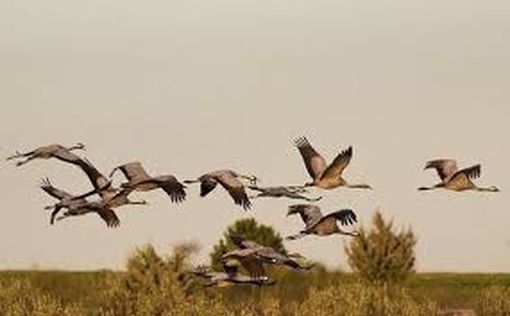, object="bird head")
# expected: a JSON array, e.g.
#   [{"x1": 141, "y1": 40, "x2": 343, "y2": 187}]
[{"x1": 72, "y1": 142, "x2": 86, "y2": 151}]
